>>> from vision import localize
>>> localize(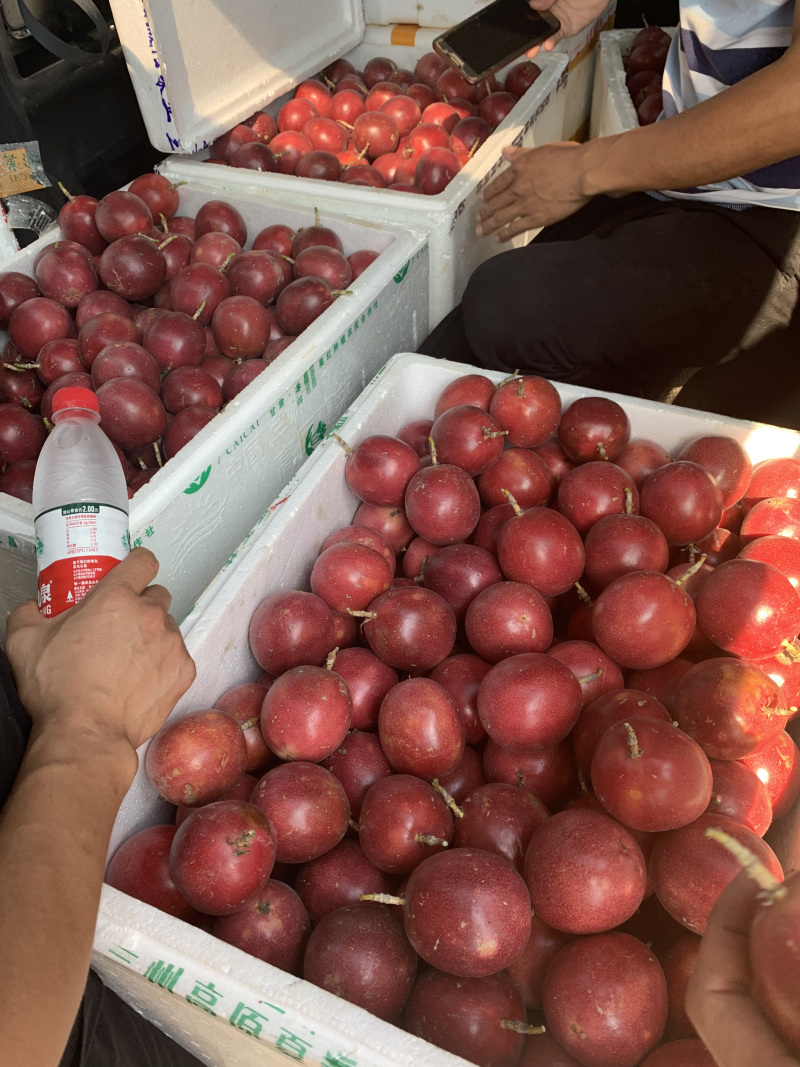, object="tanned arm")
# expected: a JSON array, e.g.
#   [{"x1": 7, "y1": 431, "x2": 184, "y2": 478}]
[{"x1": 0, "y1": 549, "x2": 195, "y2": 1067}]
